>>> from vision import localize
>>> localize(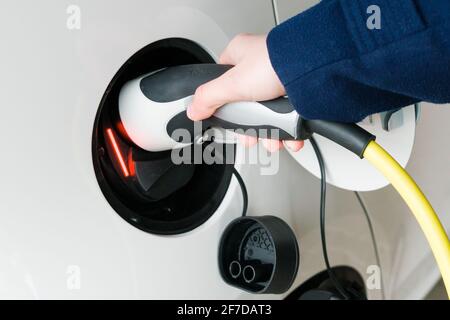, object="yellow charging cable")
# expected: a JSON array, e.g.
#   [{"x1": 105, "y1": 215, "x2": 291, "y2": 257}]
[{"x1": 363, "y1": 141, "x2": 450, "y2": 298}]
